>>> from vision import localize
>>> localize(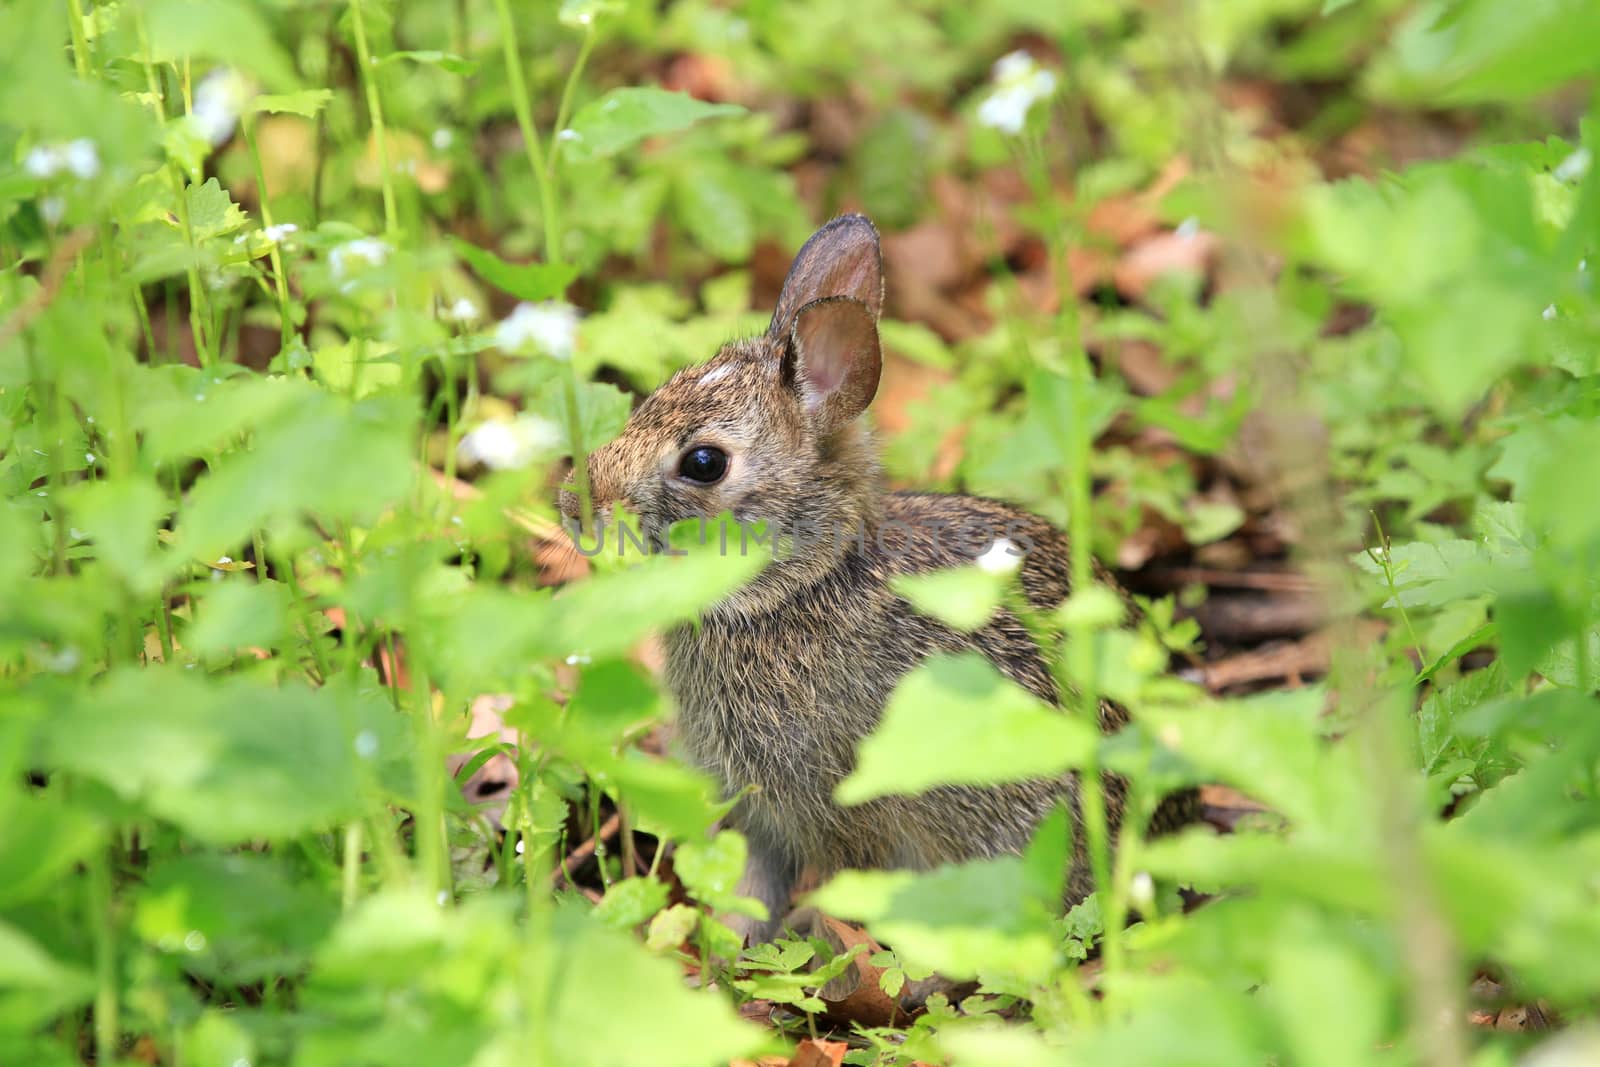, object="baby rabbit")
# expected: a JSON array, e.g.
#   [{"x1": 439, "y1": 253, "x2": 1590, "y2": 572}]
[{"x1": 562, "y1": 214, "x2": 1191, "y2": 944}]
